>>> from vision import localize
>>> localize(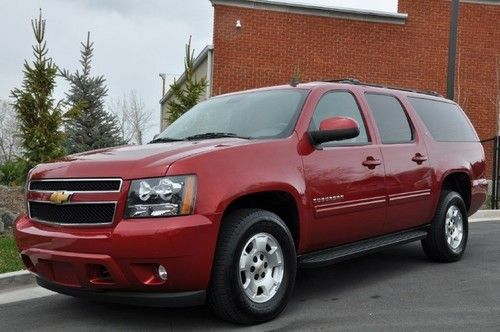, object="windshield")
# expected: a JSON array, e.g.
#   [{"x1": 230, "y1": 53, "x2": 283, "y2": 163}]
[{"x1": 157, "y1": 89, "x2": 309, "y2": 141}]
